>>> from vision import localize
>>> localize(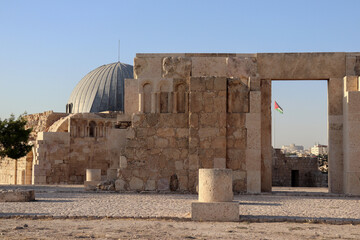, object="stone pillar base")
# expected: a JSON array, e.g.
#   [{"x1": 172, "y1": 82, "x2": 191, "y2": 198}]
[
  {"x1": 0, "y1": 190, "x2": 35, "y2": 202},
  {"x1": 84, "y1": 181, "x2": 101, "y2": 191},
  {"x1": 191, "y1": 201, "x2": 239, "y2": 222}
]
